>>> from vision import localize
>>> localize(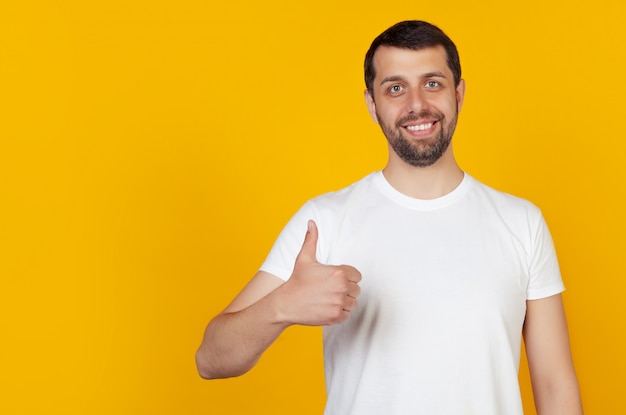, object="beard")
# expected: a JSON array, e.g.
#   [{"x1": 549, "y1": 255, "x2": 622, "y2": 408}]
[{"x1": 377, "y1": 110, "x2": 458, "y2": 168}]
